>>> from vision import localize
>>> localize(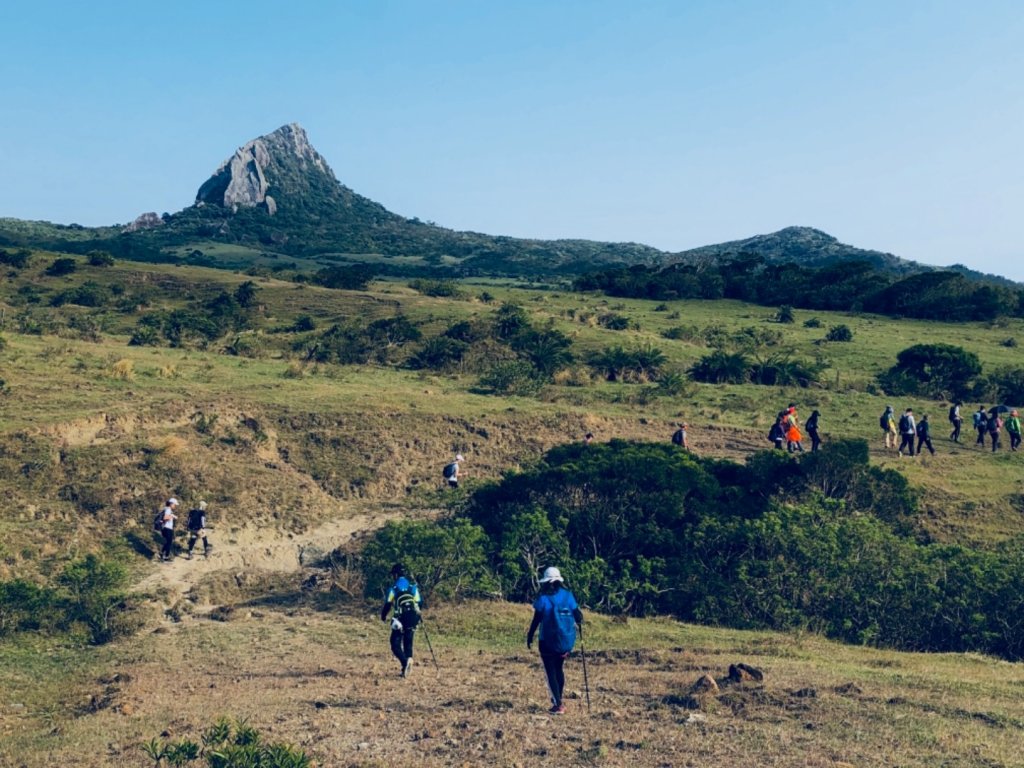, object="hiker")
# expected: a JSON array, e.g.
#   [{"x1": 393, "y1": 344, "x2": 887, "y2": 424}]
[
  {"x1": 443, "y1": 454, "x2": 464, "y2": 489},
  {"x1": 526, "y1": 567, "x2": 583, "y2": 715},
  {"x1": 583, "y1": 433, "x2": 594, "y2": 446},
  {"x1": 157, "y1": 498, "x2": 178, "y2": 561},
  {"x1": 671, "y1": 423, "x2": 689, "y2": 451},
  {"x1": 880, "y1": 405, "x2": 897, "y2": 450},
  {"x1": 786, "y1": 419, "x2": 803, "y2": 453},
  {"x1": 380, "y1": 563, "x2": 421, "y2": 677},
  {"x1": 974, "y1": 406, "x2": 988, "y2": 446},
  {"x1": 987, "y1": 411, "x2": 1003, "y2": 452},
  {"x1": 898, "y1": 408, "x2": 916, "y2": 457},
  {"x1": 186, "y1": 500, "x2": 211, "y2": 560},
  {"x1": 916, "y1": 414, "x2": 935, "y2": 456},
  {"x1": 768, "y1": 413, "x2": 786, "y2": 450},
  {"x1": 949, "y1": 402, "x2": 963, "y2": 442},
  {"x1": 805, "y1": 410, "x2": 821, "y2": 452},
  {"x1": 1006, "y1": 410, "x2": 1021, "y2": 451}
]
